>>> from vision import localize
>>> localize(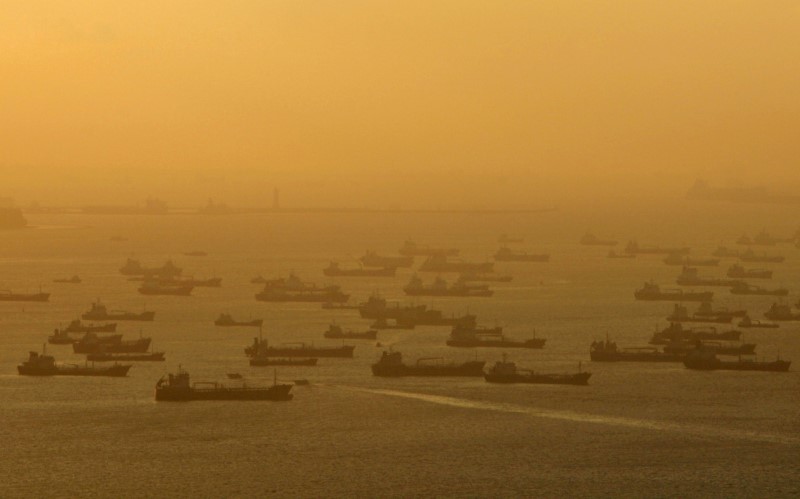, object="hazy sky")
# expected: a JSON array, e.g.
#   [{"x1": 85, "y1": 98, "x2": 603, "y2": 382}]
[{"x1": 1, "y1": 1, "x2": 798, "y2": 207}]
